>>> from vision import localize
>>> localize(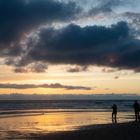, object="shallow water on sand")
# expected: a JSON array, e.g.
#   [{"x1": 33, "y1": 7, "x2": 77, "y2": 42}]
[{"x1": 0, "y1": 110, "x2": 135, "y2": 139}]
